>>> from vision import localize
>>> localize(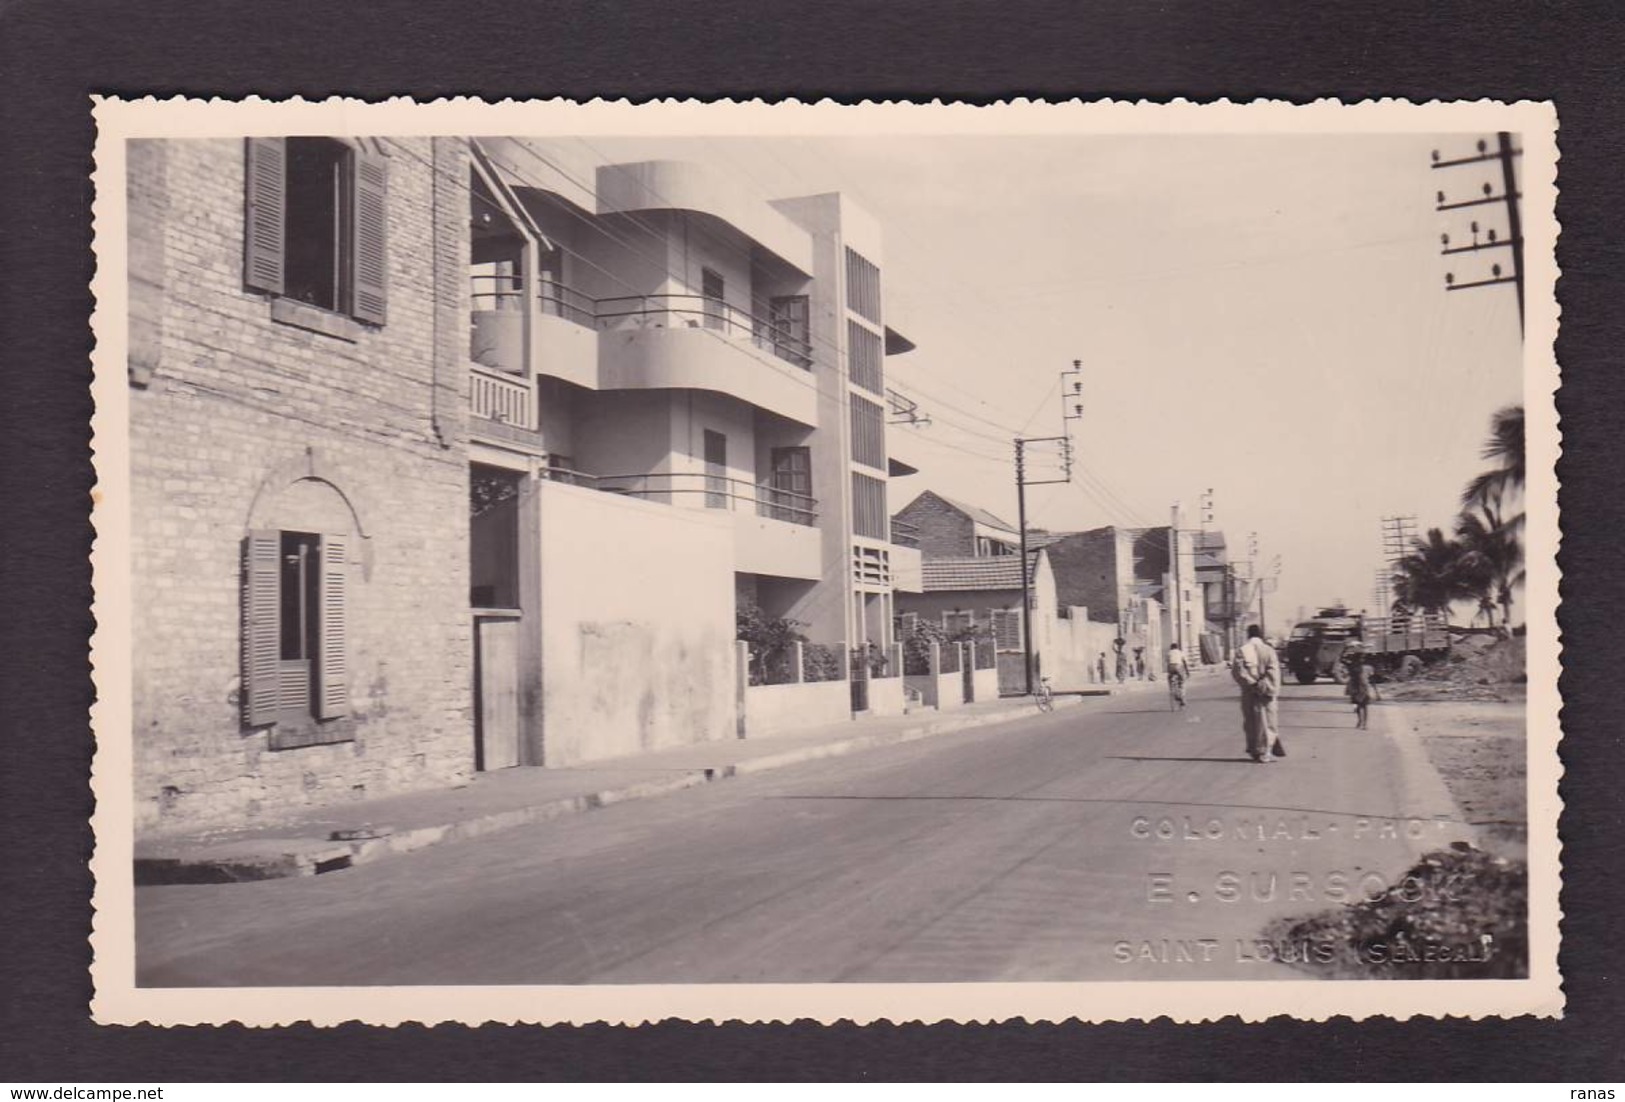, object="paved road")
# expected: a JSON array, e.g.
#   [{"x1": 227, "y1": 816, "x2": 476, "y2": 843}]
[{"x1": 136, "y1": 677, "x2": 1463, "y2": 986}]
